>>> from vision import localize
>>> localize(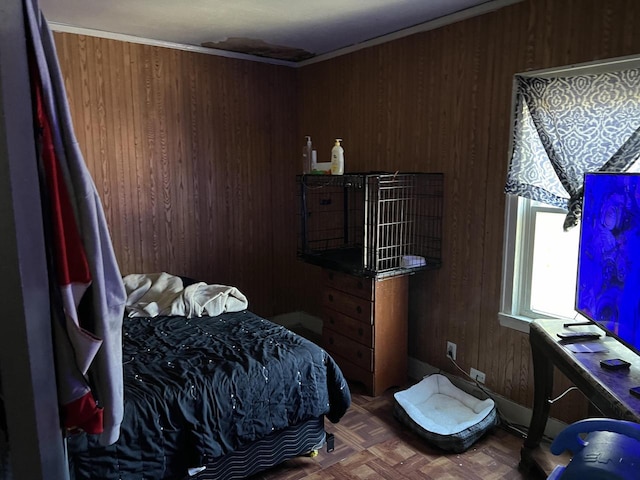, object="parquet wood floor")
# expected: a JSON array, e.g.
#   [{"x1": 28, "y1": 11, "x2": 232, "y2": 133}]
[{"x1": 251, "y1": 383, "x2": 548, "y2": 480}]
